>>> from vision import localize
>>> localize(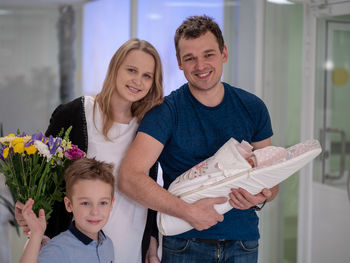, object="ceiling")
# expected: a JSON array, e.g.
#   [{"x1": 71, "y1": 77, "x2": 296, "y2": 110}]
[{"x1": 0, "y1": 0, "x2": 93, "y2": 7}]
